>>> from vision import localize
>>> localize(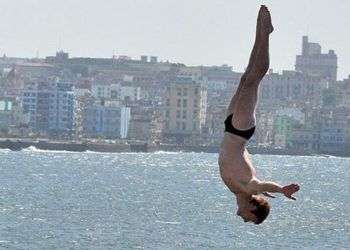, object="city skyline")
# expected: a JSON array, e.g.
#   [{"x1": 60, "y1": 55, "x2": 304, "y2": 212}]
[{"x1": 0, "y1": 0, "x2": 349, "y2": 79}]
